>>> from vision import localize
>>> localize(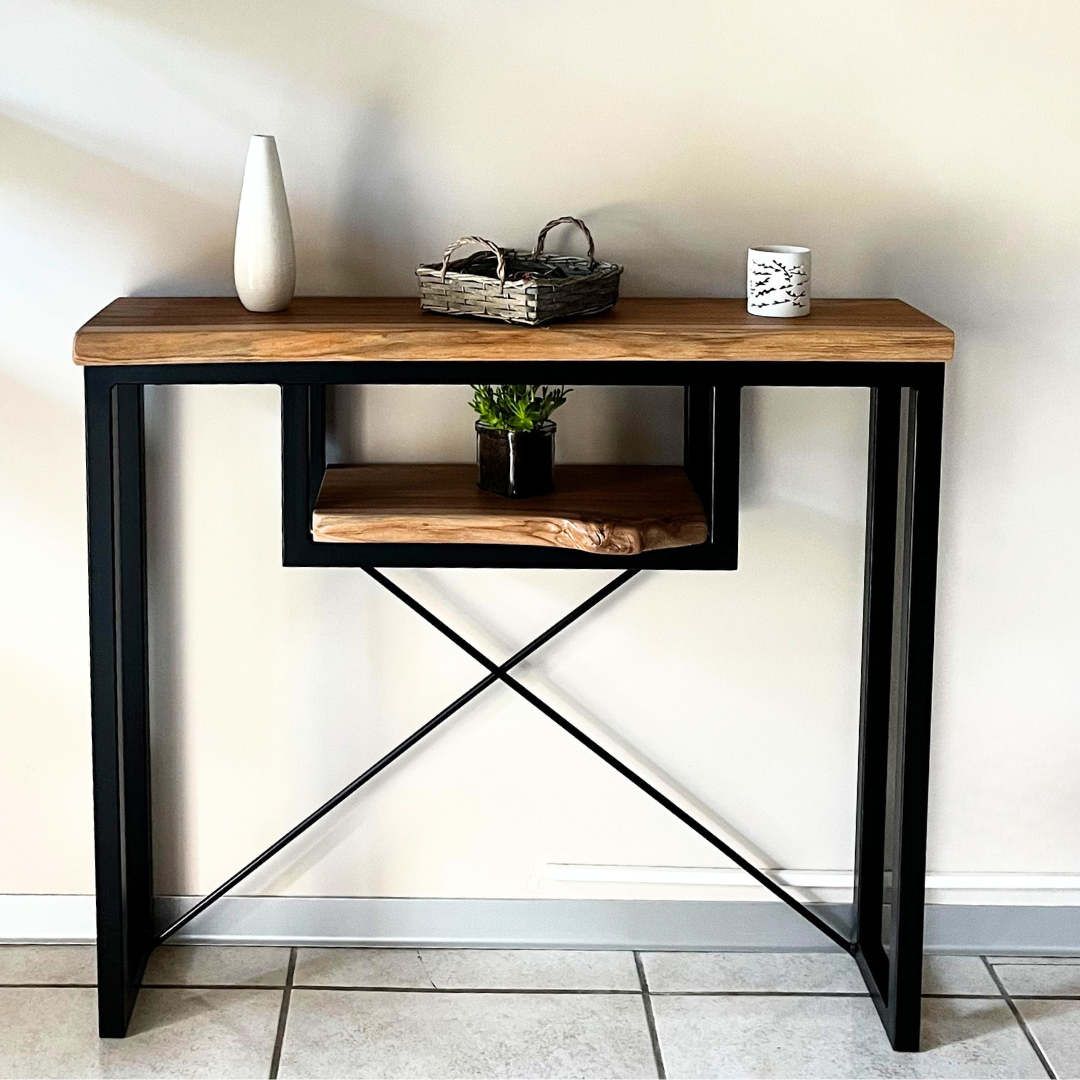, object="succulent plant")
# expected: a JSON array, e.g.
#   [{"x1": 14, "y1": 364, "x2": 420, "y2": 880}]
[{"x1": 468, "y1": 384, "x2": 571, "y2": 432}]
